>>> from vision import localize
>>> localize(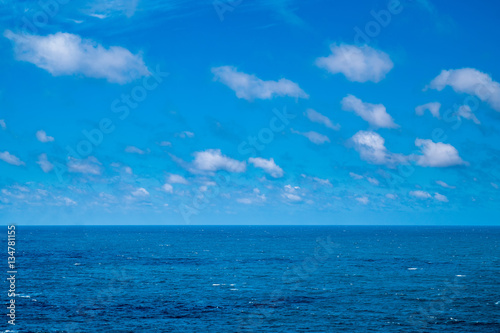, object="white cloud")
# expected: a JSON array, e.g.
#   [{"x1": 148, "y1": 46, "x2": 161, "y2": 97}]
[
  {"x1": 67, "y1": 156, "x2": 101, "y2": 175},
  {"x1": 212, "y1": 66, "x2": 309, "y2": 101},
  {"x1": 162, "y1": 183, "x2": 173, "y2": 193},
  {"x1": 367, "y1": 177, "x2": 379, "y2": 186},
  {"x1": 177, "y1": 131, "x2": 194, "y2": 138},
  {"x1": 36, "y1": 130, "x2": 54, "y2": 143},
  {"x1": 193, "y1": 149, "x2": 246, "y2": 173},
  {"x1": 341, "y1": 95, "x2": 398, "y2": 128},
  {"x1": 282, "y1": 184, "x2": 302, "y2": 202},
  {"x1": 427, "y1": 68, "x2": 500, "y2": 112},
  {"x1": 237, "y1": 198, "x2": 253, "y2": 204},
  {"x1": 491, "y1": 182, "x2": 499, "y2": 189},
  {"x1": 349, "y1": 172, "x2": 364, "y2": 180},
  {"x1": 351, "y1": 131, "x2": 406, "y2": 166},
  {"x1": 356, "y1": 196, "x2": 369, "y2": 204},
  {"x1": 131, "y1": 187, "x2": 149, "y2": 197},
  {"x1": 159, "y1": 141, "x2": 172, "y2": 147},
  {"x1": 386, "y1": 193, "x2": 397, "y2": 200},
  {"x1": 291, "y1": 129, "x2": 330, "y2": 144},
  {"x1": 434, "y1": 193, "x2": 449, "y2": 202},
  {"x1": 456, "y1": 105, "x2": 480, "y2": 124},
  {"x1": 414, "y1": 139, "x2": 466, "y2": 167},
  {"x1": 315, "y1": 44, "x2": 393, "y2": 83},
  {"x1": 125, "y1": 146, "x2": 146, "y2": 154},
  {"x1": 37, "y1": 153, "x2": 54, "y2": 172},
  {"x1": 5, "y1": 31, "x2": 150, "y2": 84},
  {"x1": 415, "y1": 102, "x2": 441, "y2": 118},
  {"x1": 409, "y1": 190, "x2": 432, "y2": 199},
  {"x1": 305, "y1": 109, "x2": 340, "y2": 130},
  {"x1": 248, "y1": 157, "x2": 284, "y2": 178},
  {"x1": 0, "y1": 151, "x2": 25, "y2": 166},
  {"x1": 436, "y1": 180, "x2": 456, "y2": 189},
  {"x1": 0, "y1": 120, "x2": 6, "y2": 130},
  {"x1": 168, "y1": 174, "x2": 188, "y2": 184}
]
